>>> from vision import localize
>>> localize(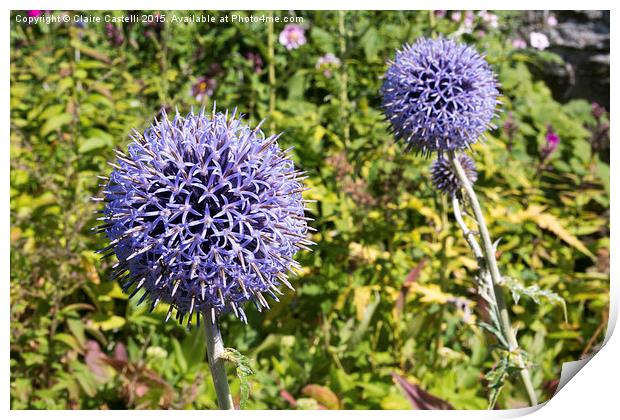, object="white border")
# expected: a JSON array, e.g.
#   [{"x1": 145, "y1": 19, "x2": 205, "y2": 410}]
[{"x1": 4, "y1": 2, "x2": 617, "y2": 418}]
